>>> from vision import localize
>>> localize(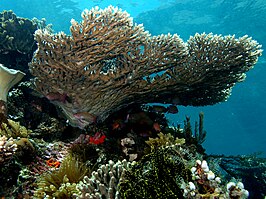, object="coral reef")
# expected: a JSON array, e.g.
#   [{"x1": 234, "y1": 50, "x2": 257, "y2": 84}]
[
  {"x1": 7, "y1": 81, "x2": 69, "y2": 140},
  {"x1": 13, "y1": 140, "x2": 71, "y2": 198},
  {"x1": 0, "y1": 108, "x2": 265, "y2": 198},
  {"x1": 163, "y1": 112, "x2": 207, "y2": 154},
  {"x1": 29, "y1": 6, "x2": 262, "y2": 128},
  {"x1": 68, "y1": 133, "x2": 105, "y2": 166},
  {"x1": 0, "y1": 5, "x2": 264, "y2": 199},
  {"x1": 119, "y1": 143, "x2": 251, "y2": 199},
  {"x1": 182, "y1": 112, "x2": 207, "y2": 153},
  {"x1": 0, "y1": 125, "x2": 34, "y2": 196}
]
